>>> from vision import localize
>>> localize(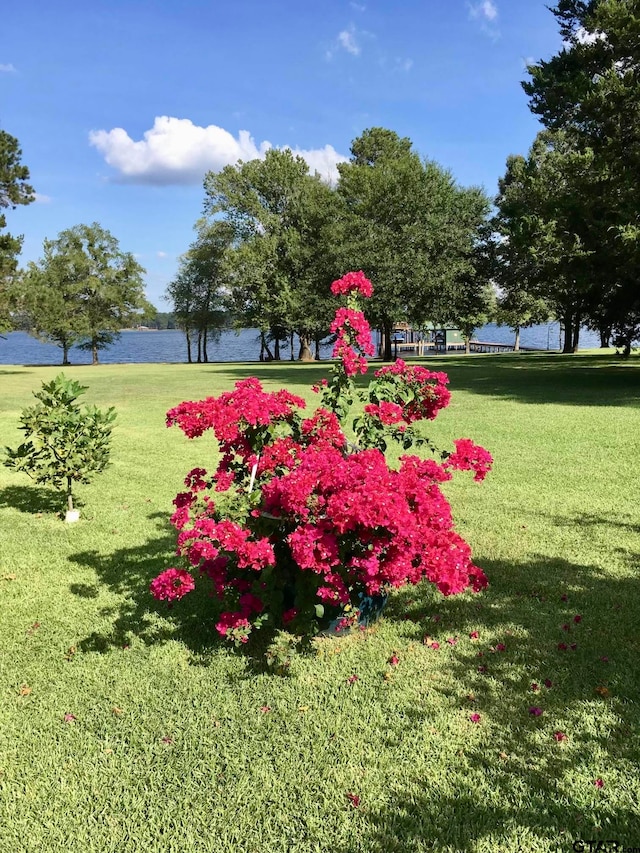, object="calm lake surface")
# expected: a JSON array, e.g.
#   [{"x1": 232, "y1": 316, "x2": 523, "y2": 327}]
[{"x1": 0, "y1": 323, "x2": 601, "y2": 367}]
